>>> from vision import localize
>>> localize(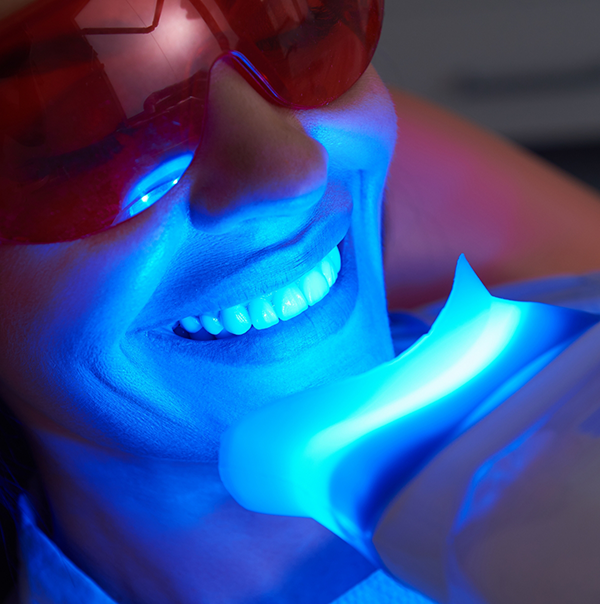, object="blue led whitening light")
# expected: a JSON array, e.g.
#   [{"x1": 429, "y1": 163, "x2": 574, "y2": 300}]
[
  {"x1": 122, "y1": 154, "x2": 194, "y2": 218},
  {"x1": 219, "y1": 256, "x2": 599, "y2": 561}
]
